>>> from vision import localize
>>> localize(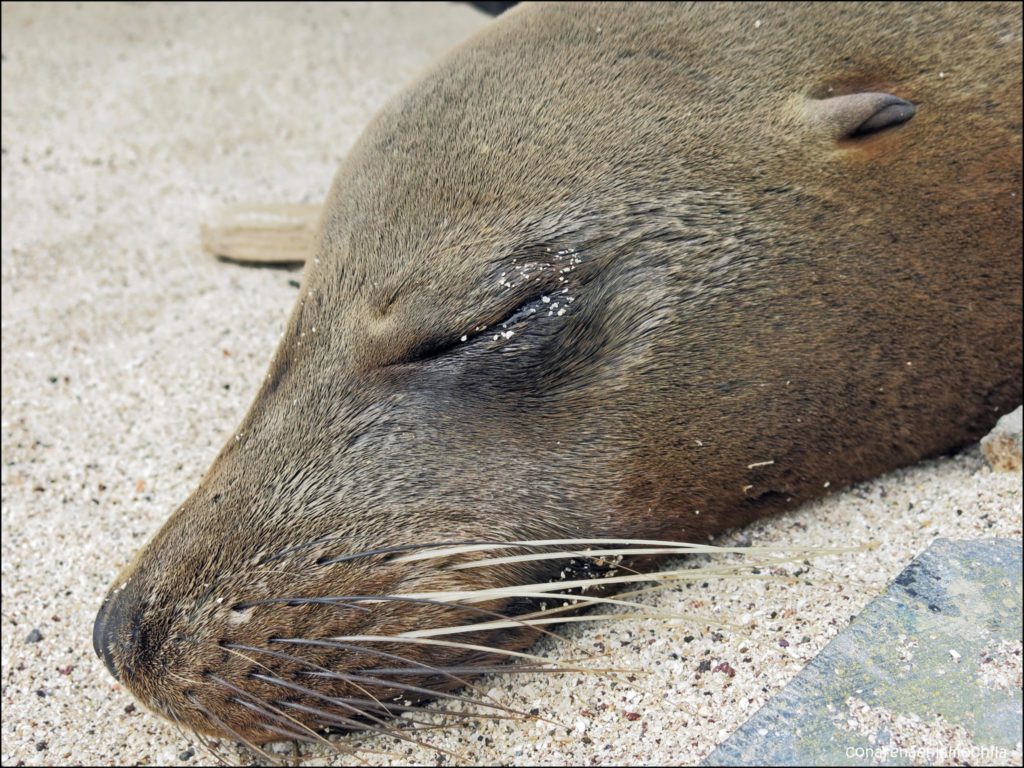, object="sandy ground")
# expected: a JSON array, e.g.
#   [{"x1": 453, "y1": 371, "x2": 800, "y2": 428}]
[{"x1": 1, "y1": 3, "x2": 1021, "y2": 766}]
